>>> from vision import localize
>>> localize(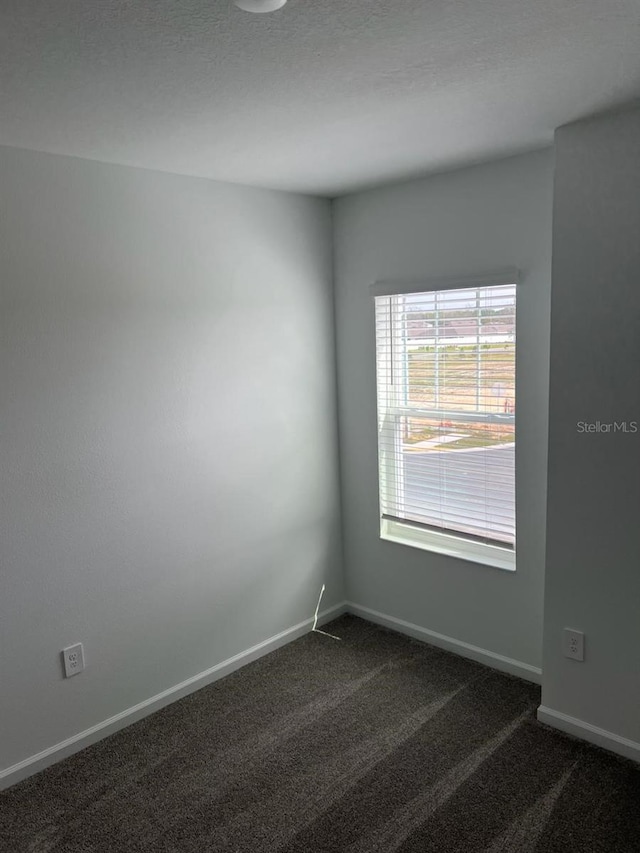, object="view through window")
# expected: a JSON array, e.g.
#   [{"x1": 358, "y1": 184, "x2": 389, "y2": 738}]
[{"x1": 375, "y1": 282, "x2": 516, "y2": 555}]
